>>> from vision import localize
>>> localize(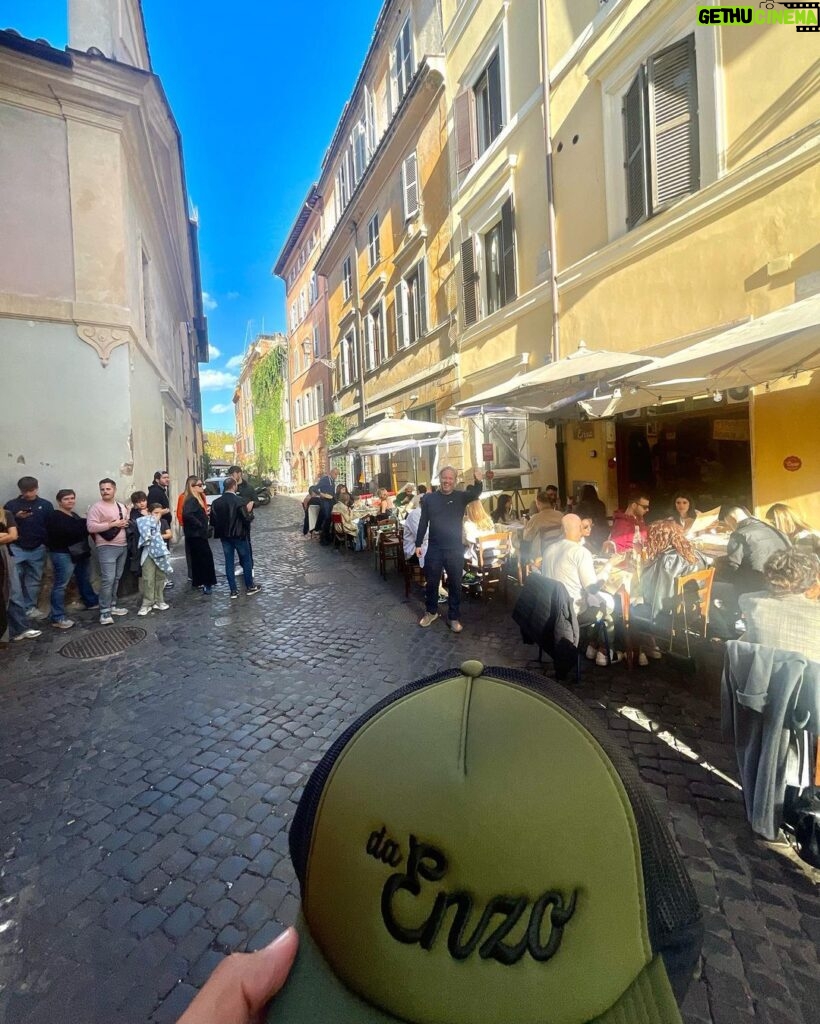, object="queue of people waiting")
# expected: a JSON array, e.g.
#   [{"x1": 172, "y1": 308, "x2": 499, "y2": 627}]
[{"x1": 1, "y1": 468, "x2": 262, "y2": 646}]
